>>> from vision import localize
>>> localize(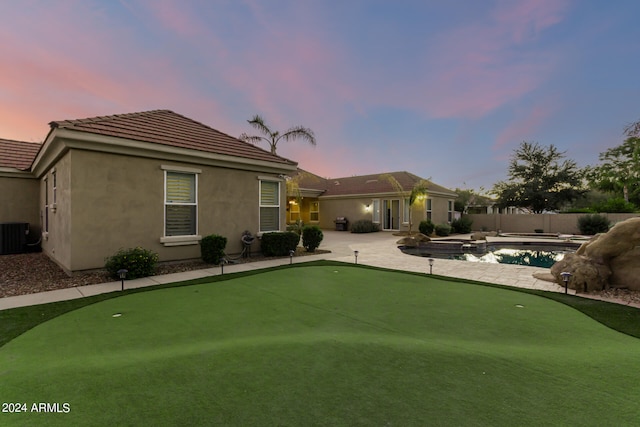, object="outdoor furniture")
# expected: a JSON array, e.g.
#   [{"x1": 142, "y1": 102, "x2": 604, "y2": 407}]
[{"x1": 334, "y1": 217, "x2": 349, "y2": 231}]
